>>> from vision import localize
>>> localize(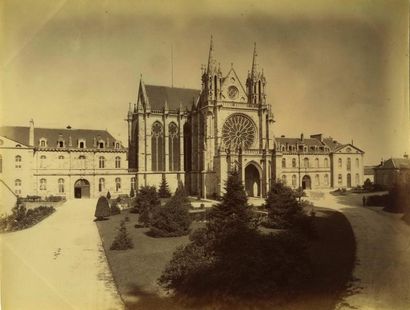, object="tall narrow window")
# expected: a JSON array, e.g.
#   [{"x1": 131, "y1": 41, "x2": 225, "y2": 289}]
[
  {"x1": 324, "y1": 174, "x2": 329, "y2": 185},
  {"x1": 356, "y1": 158, "x2": 359, "y2": 168},
  {"x1": 315, "y1": 158, "x2": 319, "y2": 168},
  {"x1": 347, "y1": 158, "x2": 351, "y2": 171},
  {"x1": 58, "y1": 178, "x2": 65, "y2": 193},
  {"x1": 40, "y1": 155, "x2": 46, "y2": 168},
  {"x1": 292, "y1": 158, "x2": 297, "y2": 168},
  {"x1": 99, "y1": 156, "x2": 105, "y2": 169},
  {"x1": 151, "y1": 122, "x2": 164, "y2": 171},
  {"x1": 115, "y1": 156, "x2": 121, "y2": 168},
  {"x1": 303, "y1": 157, "x2": 309, "y2": 168},
  {"x1": 15, "y1": 155, "x2": 22, "y2": 168},
  {"x1": 79, "y1": 155, "x2": 86, "y2": 169},
  {"x1": 324, "y1": 158, "x2": 329, "y2": 168},
  {"x1": 292, "y1": 175, "x2": 297, "y2": 187},
  {"x1": 355, "y1": 173, "x2": 360, "y2": 186},
  {"x1": 115, "y1": 177, "x2": 121, "y2": 192},
  {"x1": 40, "y1": 178, "x2": 47, "y2": 190},
  {"x1": 315, "y1": 174, "x2": 320, "y2": 186},
  {"x1": 282, "y1": 175, "x2": 287, "y2": 184},
  {"x1": 338, "y1": 174, "x2": 342, "y2": 185},
  {"x1": 338, "y1": 158, "x2": 342, "y2": 168},
  {"x1": 169, "y1": 122, "x2": 180, "y2": 171},
  {"x1": 282, "y1": 158, "x2": 286, "y2": 168},
  {"x1": 58, "y1": 155, "x2": 65, "y2": 169},
  {"x1": 15, "y1": 179, "x2": 22, "y2": 195},
  {"x1": 131, "y1": 177, "x2": 136, "y2": 191},
  {"x1": 99, "y1": 178, "x2": 105, "y2": 192}
]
